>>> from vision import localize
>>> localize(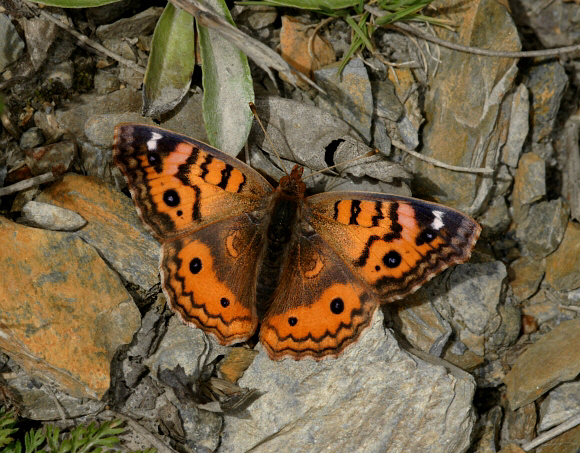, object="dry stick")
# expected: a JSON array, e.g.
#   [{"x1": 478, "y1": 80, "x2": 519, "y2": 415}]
[
  {"x1": 522, "y1": 412, "x2": 580, "y2": 451},
  {"x1": 307, "y1": 16, "x2": 335, "y2": 60},
  {"x1": 248, "y1": 102, "x2": 288, "y2": 175},
  {"x1": 0, "y1": 172, "x2": 55, "y2": 197},
  {"x1": 364, "y1": 5, "x2": 580, "y2": 58},
  {"x1": 399, "y1": 146, "x2": 494, "y2": 174},
  {"x1": 43, "y1": 385, "x2": 67, "y2": 421},
  {"x1": 32, "y1": 7, "x2": 146, "y2": 74}
]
